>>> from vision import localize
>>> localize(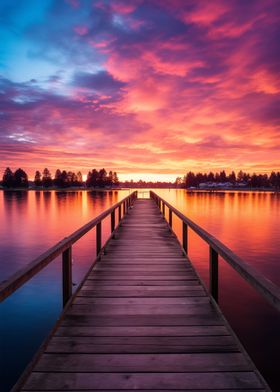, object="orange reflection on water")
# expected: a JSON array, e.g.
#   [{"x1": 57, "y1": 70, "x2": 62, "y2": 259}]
[
  {"x1": 0, "y1": 190, "x2": 129, "y2": 280},
  {"x1": 154, "y1": 189, "x2": 280, "y2": 285}
]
